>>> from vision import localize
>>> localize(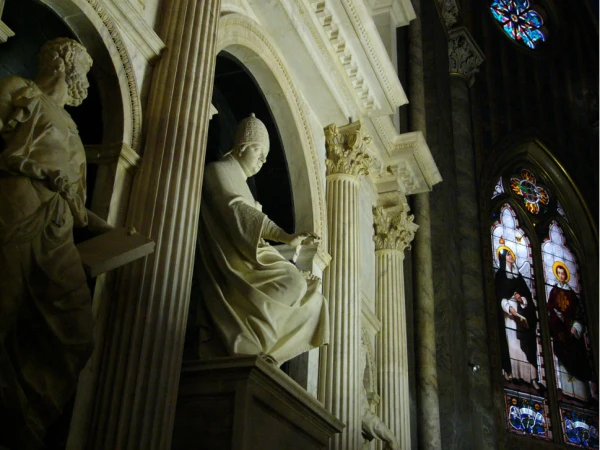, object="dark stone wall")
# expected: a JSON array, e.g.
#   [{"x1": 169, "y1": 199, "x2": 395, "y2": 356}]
[
  {"x1": 469, "y1": 1, "x2": 599, "y2": 218},
  {"x1": 413, "y1": 1, "x2": 598, "y2": 449},
  {"x1": 418, "y1": 1, "x2": 475, "y2": 448}
]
